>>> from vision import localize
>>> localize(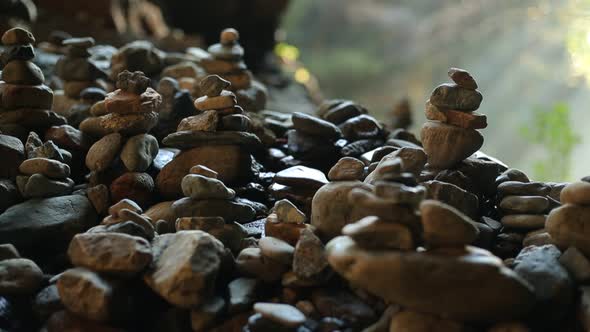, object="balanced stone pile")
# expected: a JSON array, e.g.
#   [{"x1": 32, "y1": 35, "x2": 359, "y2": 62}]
[
  {"x1": 16, "y1": 132, "x2": 74, "y2": 198},
  {"x1": 421, "y1": 68, "x2": 486, "y2": 169},
  {"x1": 0, "y1": 28, "x2": 66, "y2": 135},
  {"x1": 55, "y1": 37, "x2": 108, "y2": 99},
  {"x1": 157, "y1": 74, "x2": 262, "y2": 198},
  {"x1": 83, "y1": 70, "x2": 161, "y2": 207},
  {"x1": 200, "y1": 28, "x2": 267, "y2": 112}
]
